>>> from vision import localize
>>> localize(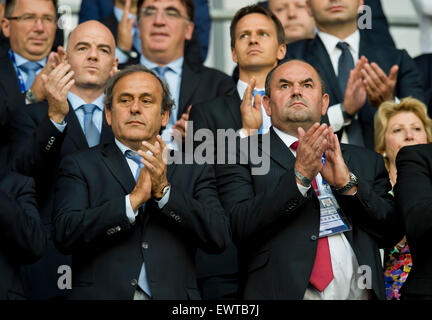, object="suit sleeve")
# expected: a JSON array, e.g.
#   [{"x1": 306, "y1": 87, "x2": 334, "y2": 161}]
[
  {"x1": 396, "y1": 49, "x2": 426, "y2": 103},
  {"x1": 0, "y1": 174, "x2": 48, "y2": 264},
  {"x1": 334, "y1": 151, "x2": 402, "y2": 248},
  {"x1": 53, "y1": 155, "x2": 133, "y2": 254},
  {"x1": 215, "y1": 143, "x2": 310, "y2": 245},
  {"x1": 160, "y1": 163, "x2": 231, "y2": 254},
  {"x1": 395, "y1": 145, "x2": 432, "y2": 240}
]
